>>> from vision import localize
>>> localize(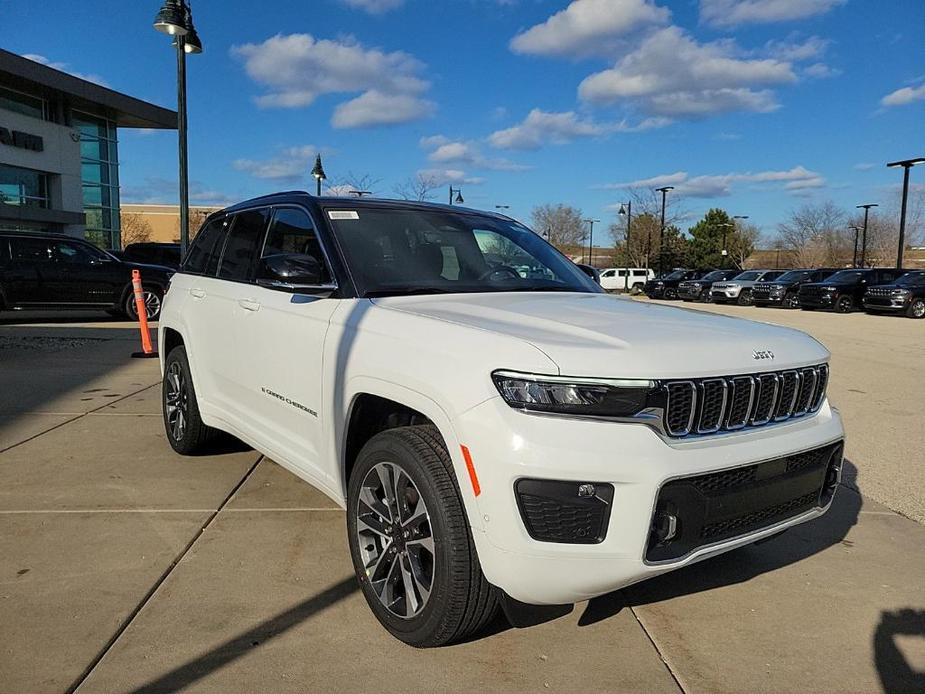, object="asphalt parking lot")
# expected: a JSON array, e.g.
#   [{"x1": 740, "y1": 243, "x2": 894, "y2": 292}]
[{"x1": 1, "y1": 305, "x2": 923, "y2": 693}]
